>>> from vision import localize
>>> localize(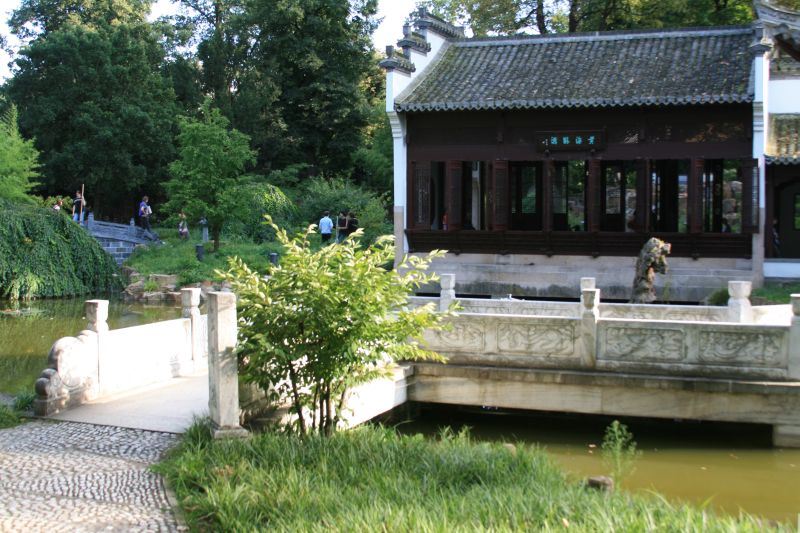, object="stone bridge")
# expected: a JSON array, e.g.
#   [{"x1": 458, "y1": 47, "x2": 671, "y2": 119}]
[
  {"x1": 408, "y1": 276, "x2": 800, "y2": 447},
  {"x1": 83, "y1": 215, "x2": 155, "y2": 264},
  {"x1": 32, "y1": 278, "x2": 800, "y2": 447}
]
